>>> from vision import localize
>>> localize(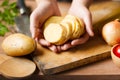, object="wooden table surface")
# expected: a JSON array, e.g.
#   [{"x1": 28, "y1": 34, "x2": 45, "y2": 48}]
[{"x1": 1, "y1": 0, "x2": 120, "y2": 78}]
